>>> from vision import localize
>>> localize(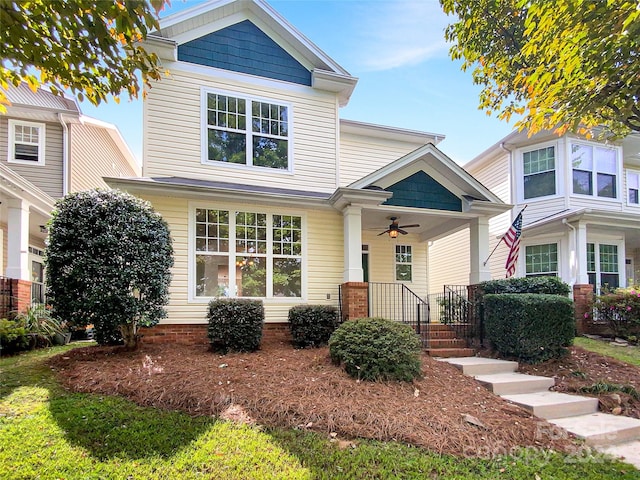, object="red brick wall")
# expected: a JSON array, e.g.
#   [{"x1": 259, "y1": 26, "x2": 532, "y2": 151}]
[
  {"x1": 139, "y1": 322, "x2": 292, "y2": 345},
  {"x1": 573, "y1": 284, "x2": 594, "y2": 335},
  {"x1": 12, "y1": 279, "x2": 32, "y2": 314},
  {"x1": 341, "y1": 282, "x2": 368, "y2": 320}
]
